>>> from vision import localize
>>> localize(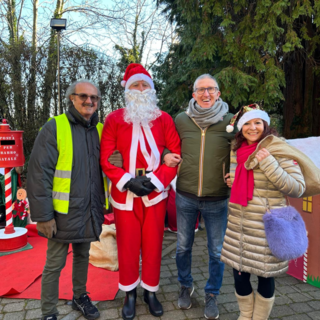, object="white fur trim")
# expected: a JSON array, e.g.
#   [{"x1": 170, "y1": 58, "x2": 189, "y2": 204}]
[
  {"x1": 116, "y1": 173, "x2": 133, "y2": 192},
  {"x1": 110, "y1": 192, "x2": 134, "y2": 210},
  {"x1": 142, "y1": 190, "x2": 168, "y2": 207},
  {"x1": 125, "y1": 73, "x2": 154, "y2": 90},
  {"x1": 226, "y1": 125, "x2": 234, "y2": 133},
  {"x1": 119, "y1": 277, "x2": 140, "y2": 292},
  {"x1": 129, "y1": 123, "x2": 140, "y2": 177},
  {"x1": 111, "y1": 190, "x2": 168, "y2": 210},
  {"x1": 140, "y1": 280, "x2": 159, "y2": 292},
  {"x1": 146, "y1": 172, "x2": 164, "y2": 192},
  {"x1": 143, "y1": 126, "x2": 160, "y2": 170},
  {"x1": 170, "y1": 176, "x2": 177, "y2": 192},
  {"x1": 121, "y1": 80, "x2": 126, "y2": 87},
  {"x1": 237, "y1": 110, "x2": 270, "y2": 131}
]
